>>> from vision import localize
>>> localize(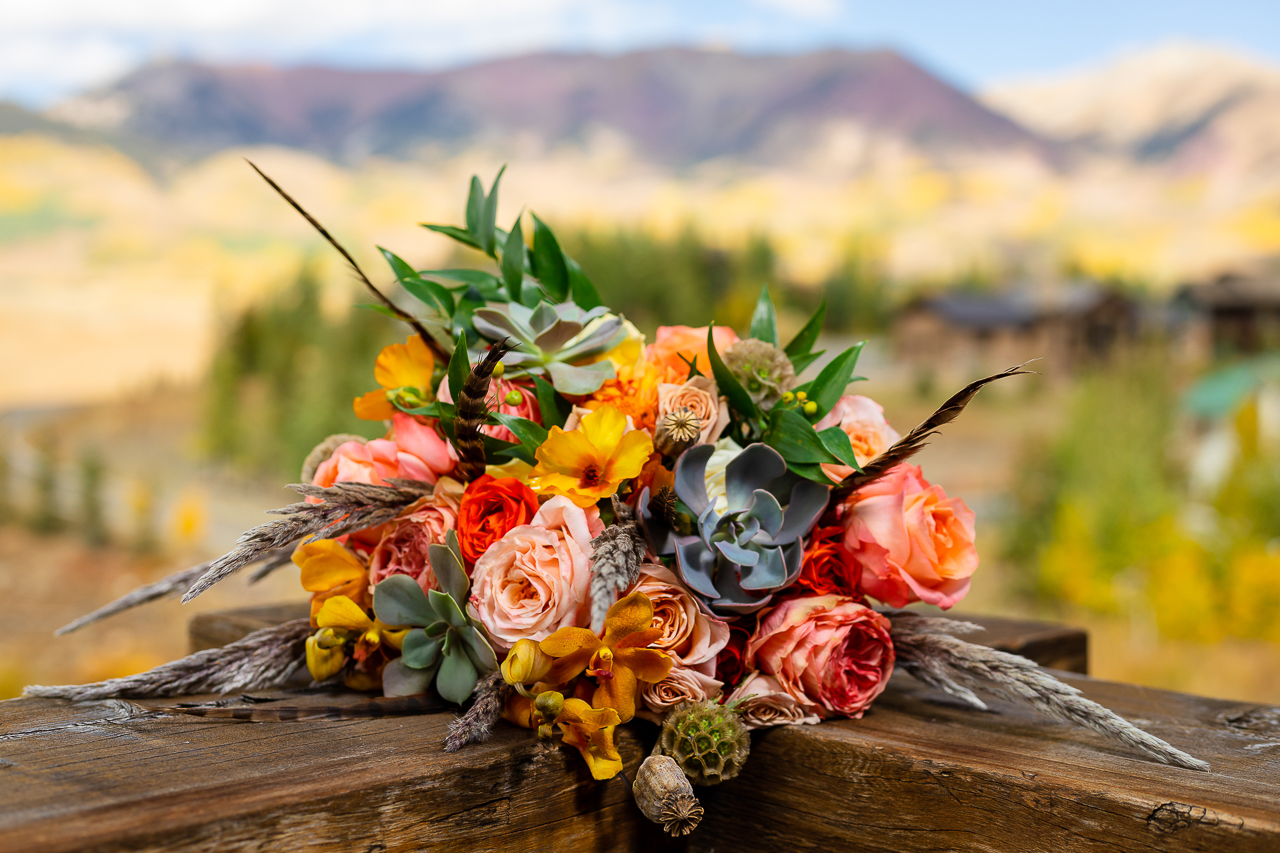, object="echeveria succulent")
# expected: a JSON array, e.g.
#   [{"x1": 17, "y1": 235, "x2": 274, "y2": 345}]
[
  {"x1": 643, "y1": 443, "x2": 828, "y2": 615},
  {"x1": 472, "y1": 301, "x2": 628, "y2": 394},
  {"x1": 372, "y1": 530, "x2": 498, "y2": 703}
]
